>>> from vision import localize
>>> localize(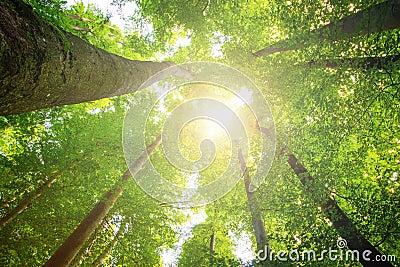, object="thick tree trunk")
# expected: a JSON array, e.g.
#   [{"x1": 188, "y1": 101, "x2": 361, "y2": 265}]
[
  {"x1": 44, "y1": 136, "x2": 161, "y2": 267},
  {"x1": 0, "y1": 174, "x2": 58, "y2": 228},
  {"x1": 287, "y1": 154, "x2": 394, "y2": 267},
  {"x1": 307, "y1": 55, "x2": 400, "y2": 70},
  {"x1": 238, "y1": 148, "x2": 268, "y2": 251},
  {"x1": 254, "y1": 0, "x2": 400, "y2": 57},
  {"x1": 70, "y1": 216, "x2": 109, "y2": 267},
  {"x1": 0, "y1": 0, "x2": 187, "y2": 116},
  {"x1": 92, "y1": 219, "x2": 125, "y2": 267}
]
